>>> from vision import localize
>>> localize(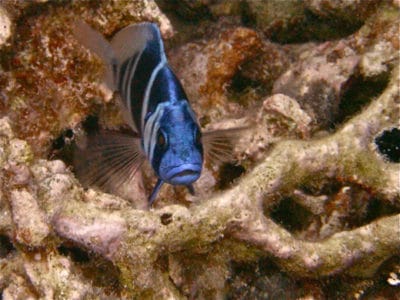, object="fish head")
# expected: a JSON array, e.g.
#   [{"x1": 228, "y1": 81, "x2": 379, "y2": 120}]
[{"x1": 151, "y1": 101, "x2": 203, "y2": 186}]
